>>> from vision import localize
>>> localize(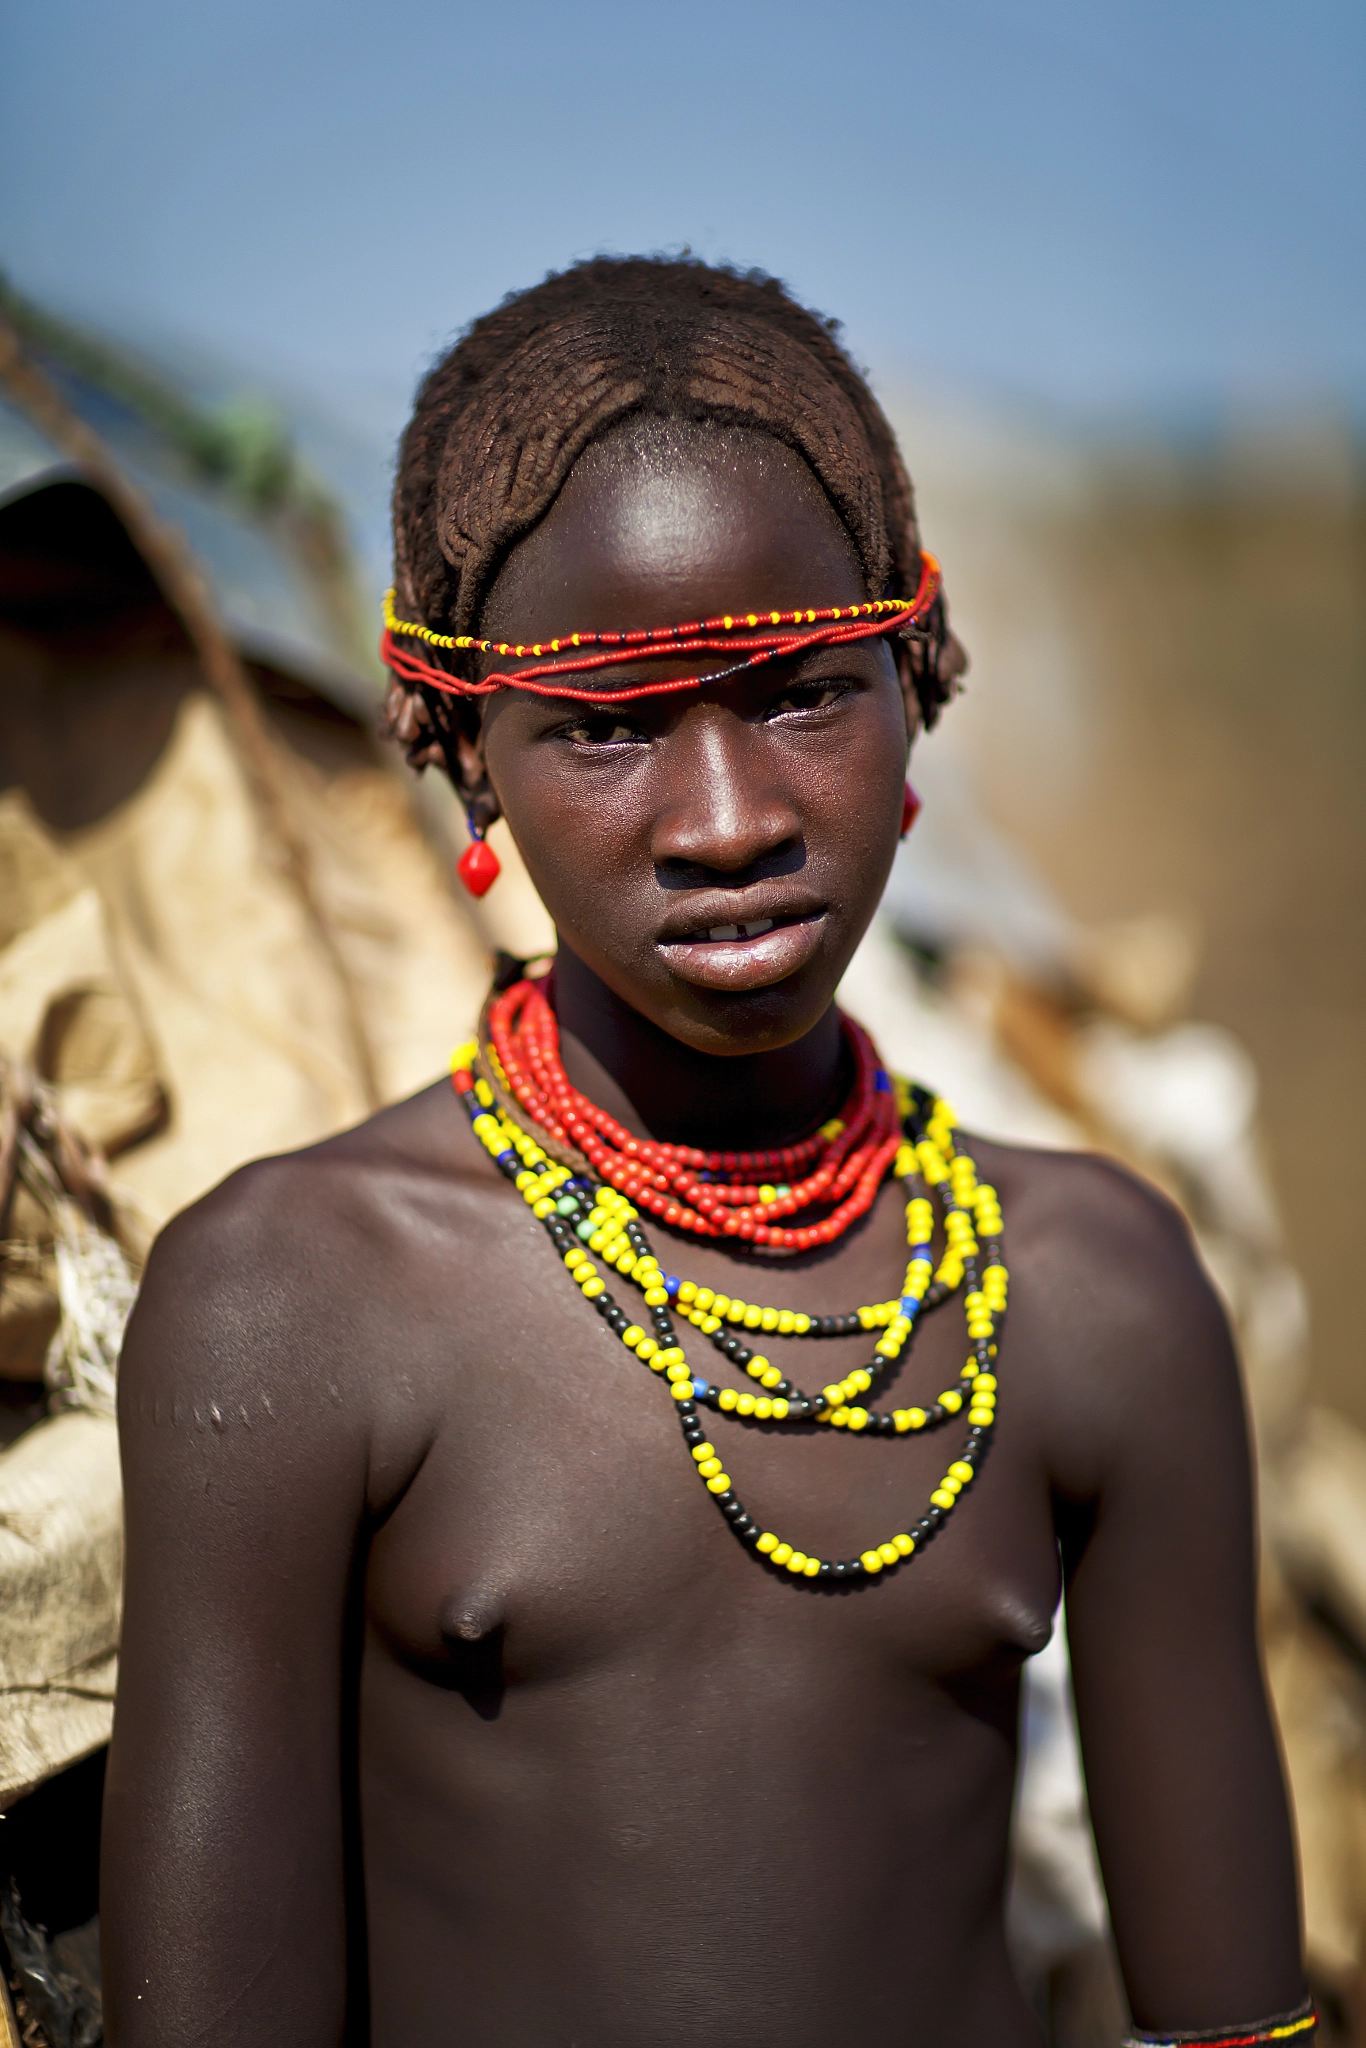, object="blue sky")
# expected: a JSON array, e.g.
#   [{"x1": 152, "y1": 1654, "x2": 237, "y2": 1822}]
[{"x1": 3, "y1": 0, "x2": 1362, "y2": 450}]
